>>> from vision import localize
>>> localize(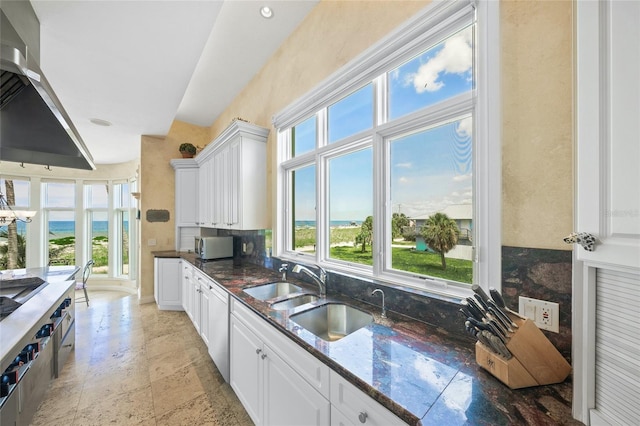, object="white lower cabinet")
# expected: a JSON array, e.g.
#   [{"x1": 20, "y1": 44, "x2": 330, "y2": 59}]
[
  {"x1": 190, "y1": 272, "x2": 204, "y2": 334},
  {"x1": 199, "y1": 281, "x2": 212, "y2": 347},
  {"x1": 230, "y1": 299, "x2": 330, "y2": 426},
  {"x1": 230, "y1": 314, "x2": 263, "y2": 423},
  {"x1": 180, "y1": 263, "x2": 230, "y2": 382},
  {"x1": 329, "y1": 370, "x2": 405, "y2": 426},
  {"x1": 207, "y1": 282, "x2": 229, "y2": 382},
  {"x1": 154, "y1": 258, "x2": 182, "y2": 310},
  {"x1": 263, "y1": 343, "x2": 330, "y2": 426},
  {"x1": 181, "y1": 262, "x2": 193, "y2": 320}
]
